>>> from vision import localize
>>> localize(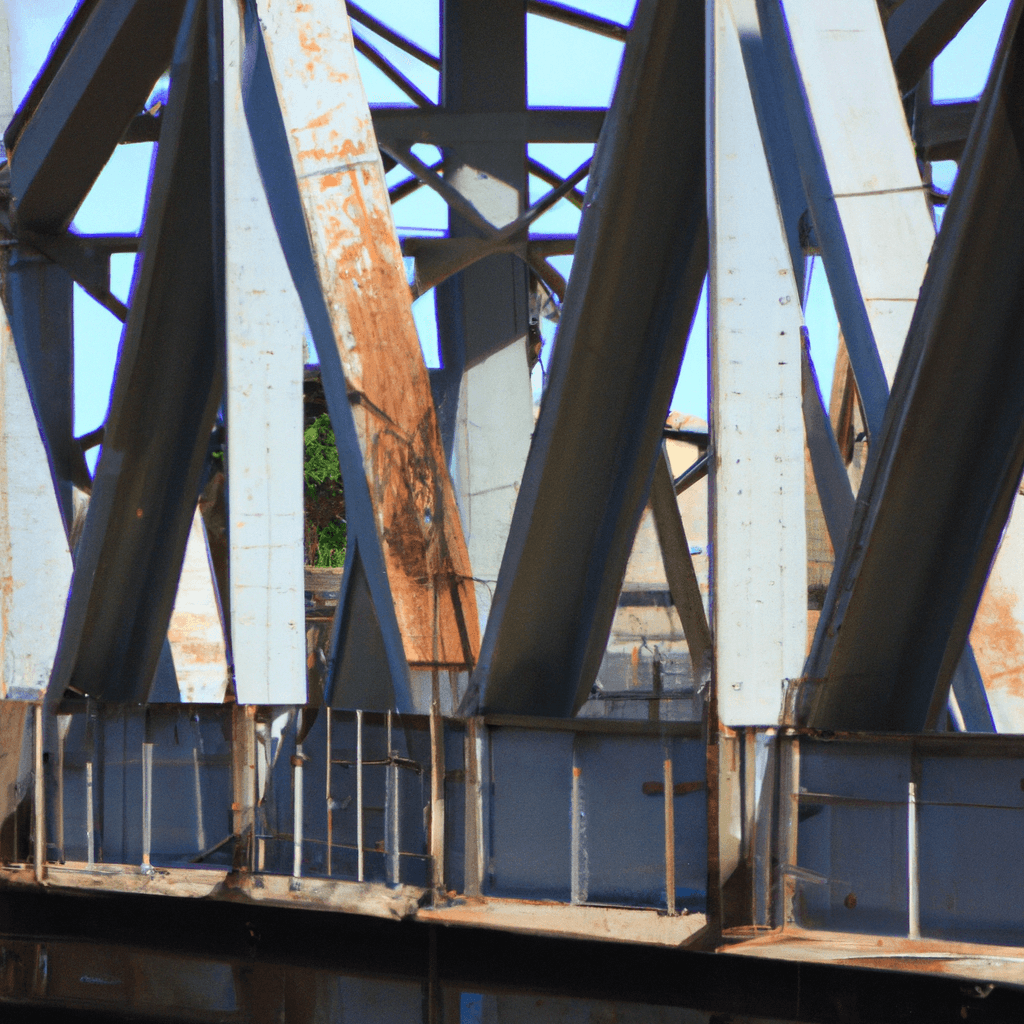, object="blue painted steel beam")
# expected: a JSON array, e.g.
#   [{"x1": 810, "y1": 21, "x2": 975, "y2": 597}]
[
  {"x1": 9, "y1": 0, "x2": 187, "y2": 232},
  {"x1": 462, "y1": 0, "x2": 707, "y2": 718},
  {"x1": 806, "y1": 0, "x2": 1024, "y2": 732},
  {"x1": 49, "y1": 0, "x2": 224, "y2": 701}
]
